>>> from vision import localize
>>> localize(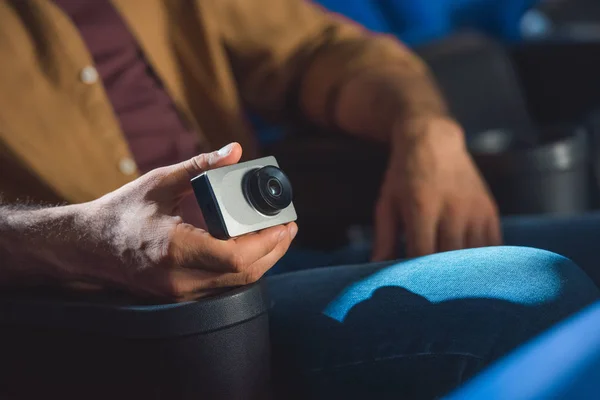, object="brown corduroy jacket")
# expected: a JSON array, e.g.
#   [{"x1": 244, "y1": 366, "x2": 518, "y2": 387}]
[{"x1": 0, "y1": 0, "x2": 419, "y2": 204}]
